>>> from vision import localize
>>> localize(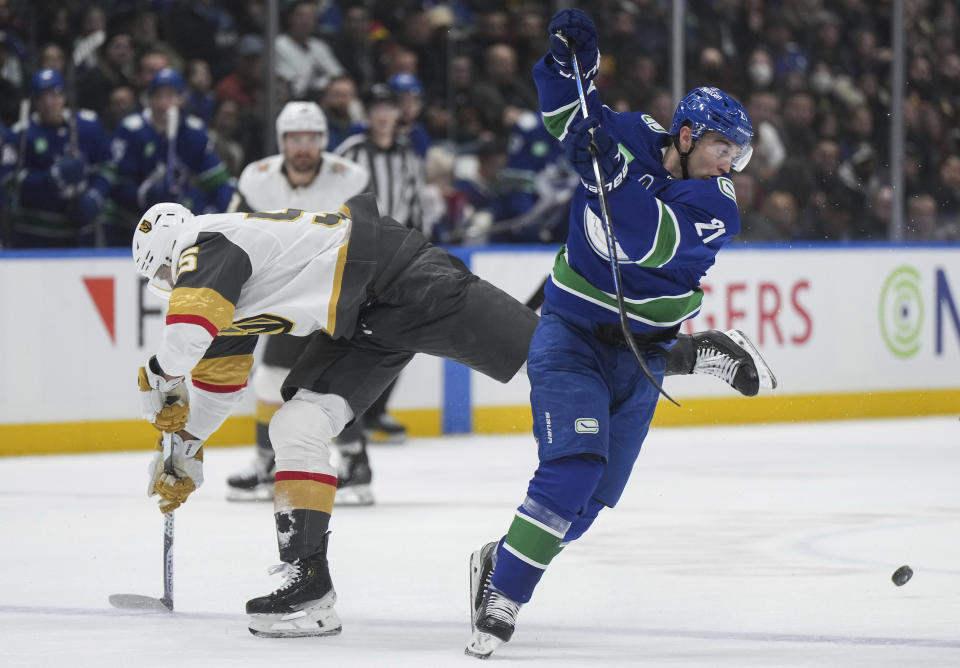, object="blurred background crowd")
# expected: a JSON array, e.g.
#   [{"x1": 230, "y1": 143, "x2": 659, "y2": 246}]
[{"x1": 0, "y1": 0, "x2": 958, "y2": 248}]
